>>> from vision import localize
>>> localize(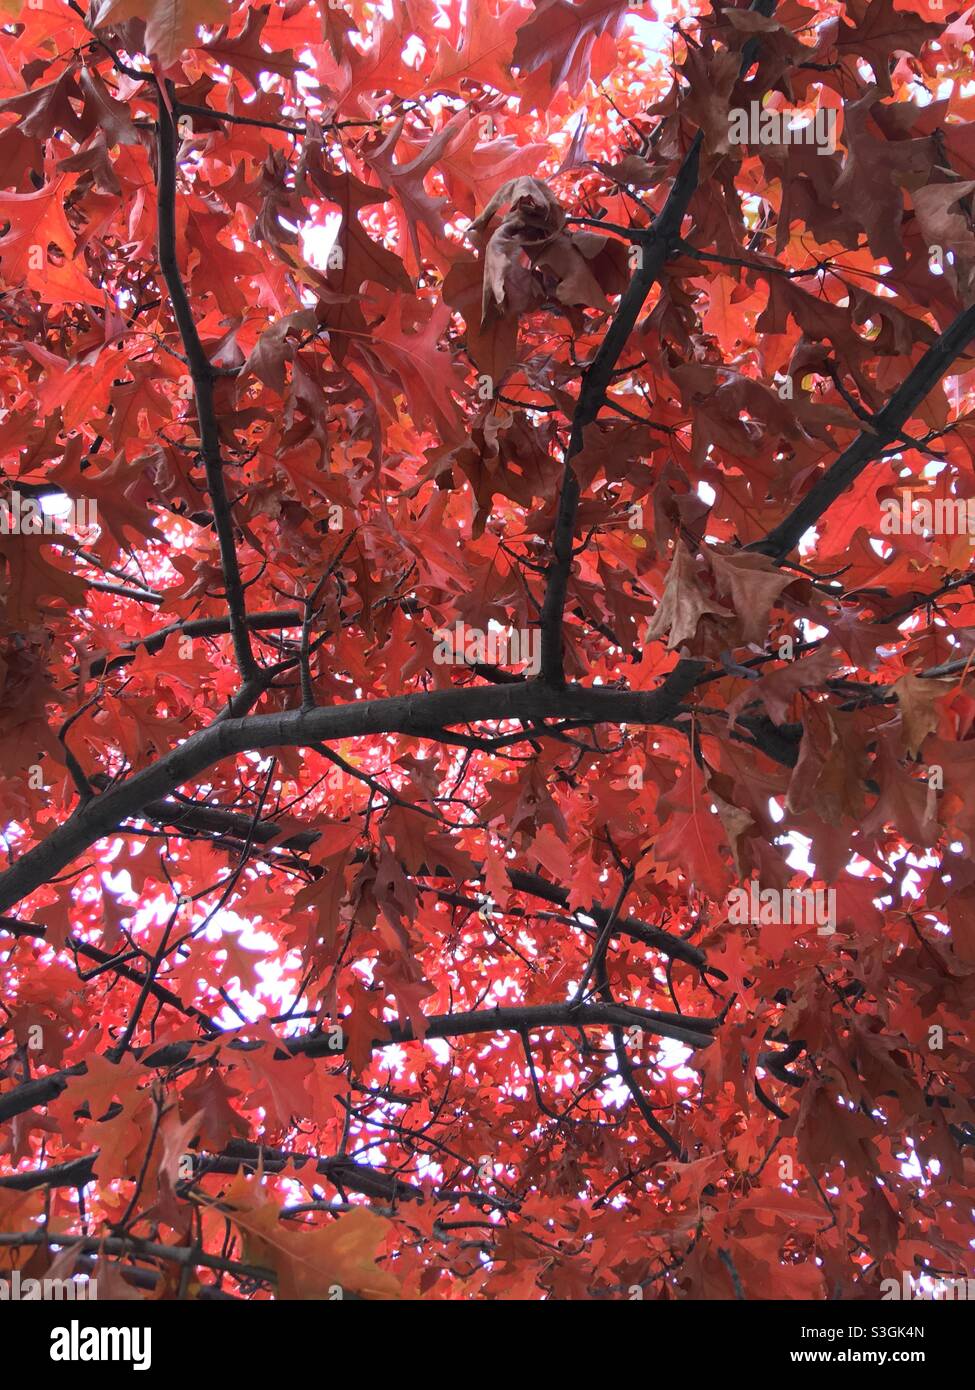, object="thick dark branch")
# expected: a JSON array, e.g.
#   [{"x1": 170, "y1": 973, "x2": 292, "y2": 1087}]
[
  {"x1": 0, "y1": 997, "x2": 716, "y2": 1125},
  {"x1": 0, "y1": 1228, "x2": 273, "y2": 1290},
  {"x1": 538, "y1": 133, "x2": 703, "y2": 685},
  {"x1": 0, "y1": 666, "x2": 702, "y2": 915},
  {"x1": 88, "y1": 609, "x2": 303, "y2": 679},
  {"x1": 537, "y1": 0, "x2": 777, "y2": 684},
  {"x1": 0, "y1": 1143, "x2": 420, "y2": 1204},
  {"x1": 749, "y1": 303, "x2": 975, "y2": 561},
  {"x1": 156, "y1": 94, "x2": 257, "y2": 681}
]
